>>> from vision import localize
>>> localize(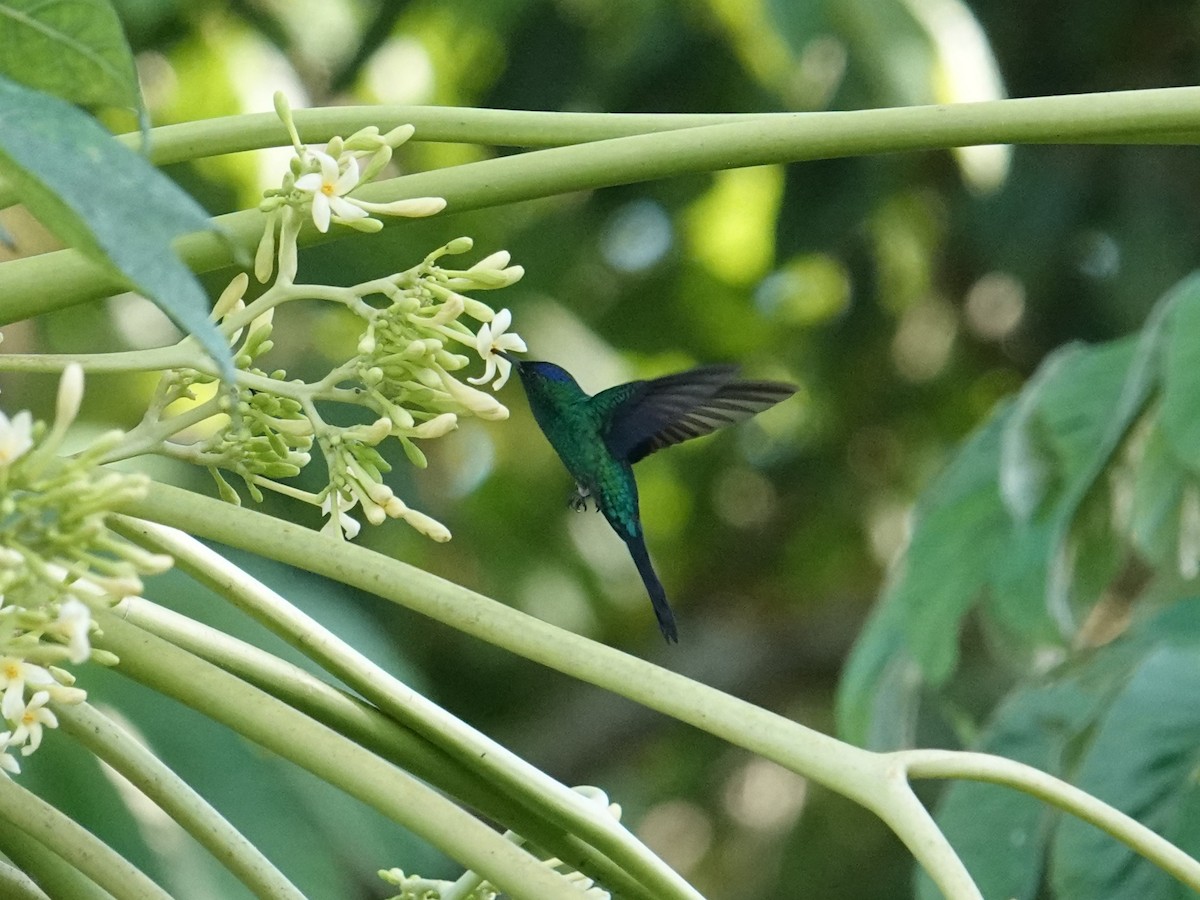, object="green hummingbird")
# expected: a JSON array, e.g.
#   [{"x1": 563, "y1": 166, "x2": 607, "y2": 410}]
[{"x1": 504, "y1": 354, "x2": 796, "y2": 642}]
